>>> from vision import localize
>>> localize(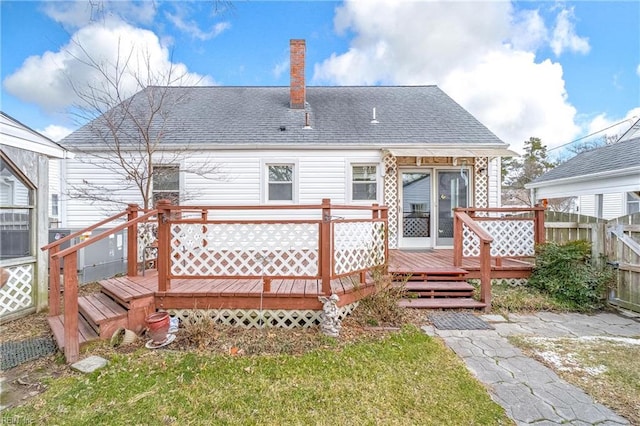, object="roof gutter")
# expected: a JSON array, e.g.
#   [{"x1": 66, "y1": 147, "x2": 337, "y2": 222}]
[{"x1": 525, "y1": 165, "x2": 640, "y2": 189}]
